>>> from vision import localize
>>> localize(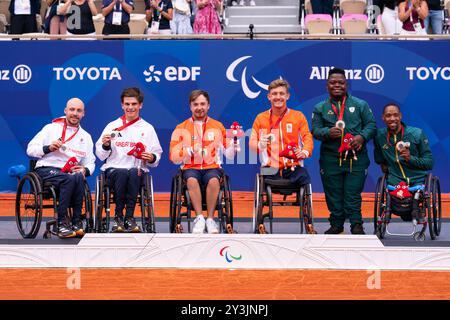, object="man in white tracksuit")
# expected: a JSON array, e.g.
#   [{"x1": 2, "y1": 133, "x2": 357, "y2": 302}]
[
  {"x1": 27, "y1": 98, "x2": 96, "y2": 239},
  {"x1": 96, "y1": 87, "x2": 163, "y2": 233}
]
